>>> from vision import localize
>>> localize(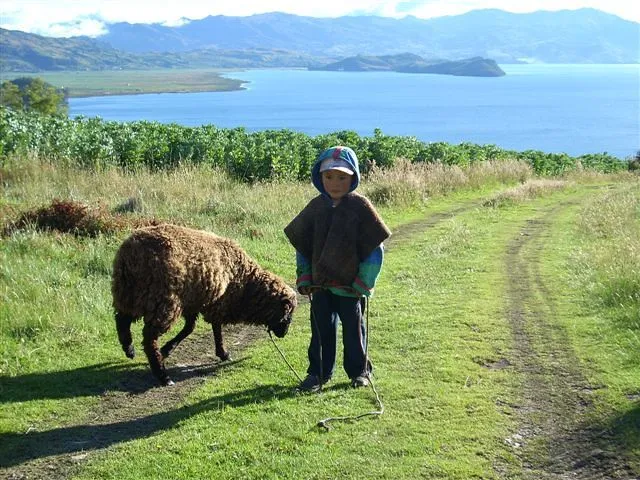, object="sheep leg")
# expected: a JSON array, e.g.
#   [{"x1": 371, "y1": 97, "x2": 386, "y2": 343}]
[
  {"x1": 142, "y1": 323, "x2": 174, "y2": 386},
  {"x1": 115, "y1": 312, "x2": 136, "y2": 359},
  {"x1": 160, "y1": 313, "x2": 197, "y2": 359},
  {"x1": 211, "y1": 321, "x2": 231, "y2": 361}
]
